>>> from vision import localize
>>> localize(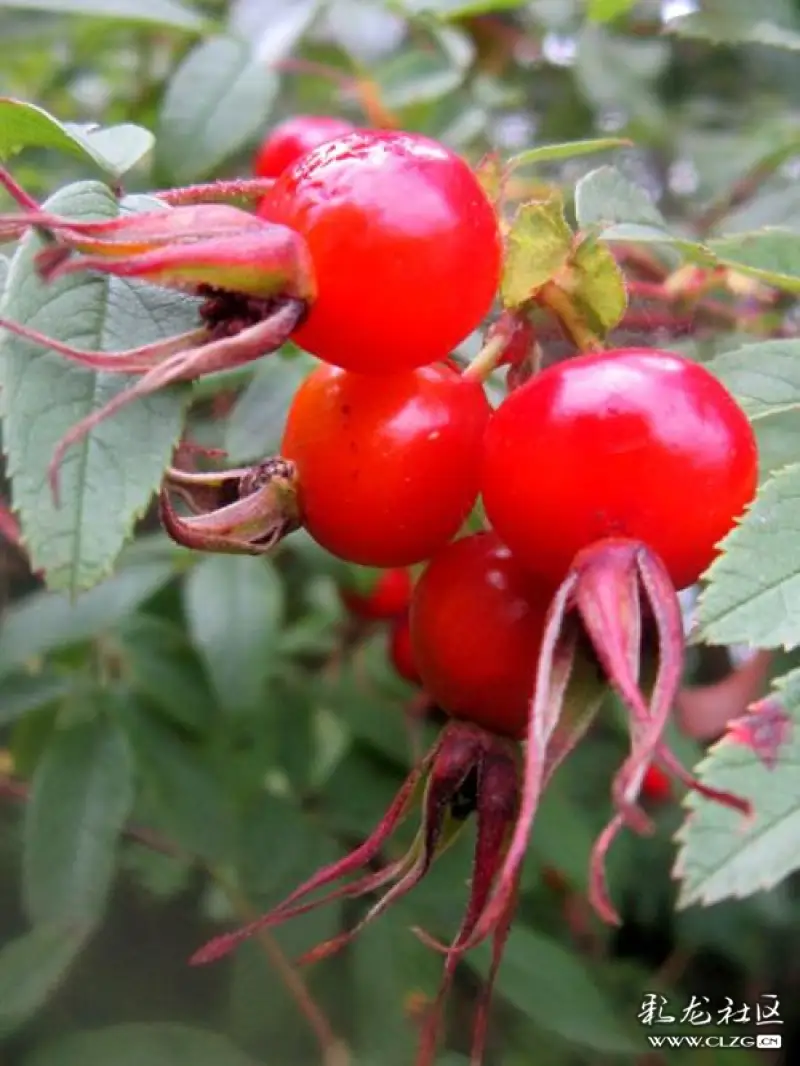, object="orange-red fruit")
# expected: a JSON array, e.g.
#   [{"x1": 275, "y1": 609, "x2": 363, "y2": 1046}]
[
  {"x1": 341, "y1": 568, "x2": 412, "y2": 620},
  {"x1": 254, "y1": 115, "x2": 356, "y2": 179},
  {"x1": 641, "y1": 765, "x2": 672, "y2": 803},
  {"x1": 410, "y1": 531, "x2": 554, "y2": 739},
  {"x1": 389, "y1": 613, "x2": 421, "y2": 685},
  {"x1": 260, "y1": 129, "x2": 502, "y2": 373},
  {"x1": 282, "y1": 362, "x2": 491, "y2": 567},
  {"x1": 482, "y1": 348, "x2": 758, "y2": 591}
]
